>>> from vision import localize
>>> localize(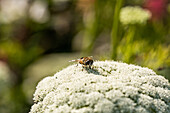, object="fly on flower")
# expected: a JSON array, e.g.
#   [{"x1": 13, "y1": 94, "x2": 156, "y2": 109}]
[{"x1": 69, "y1": 56, "x2": 94, "y2": 69}]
